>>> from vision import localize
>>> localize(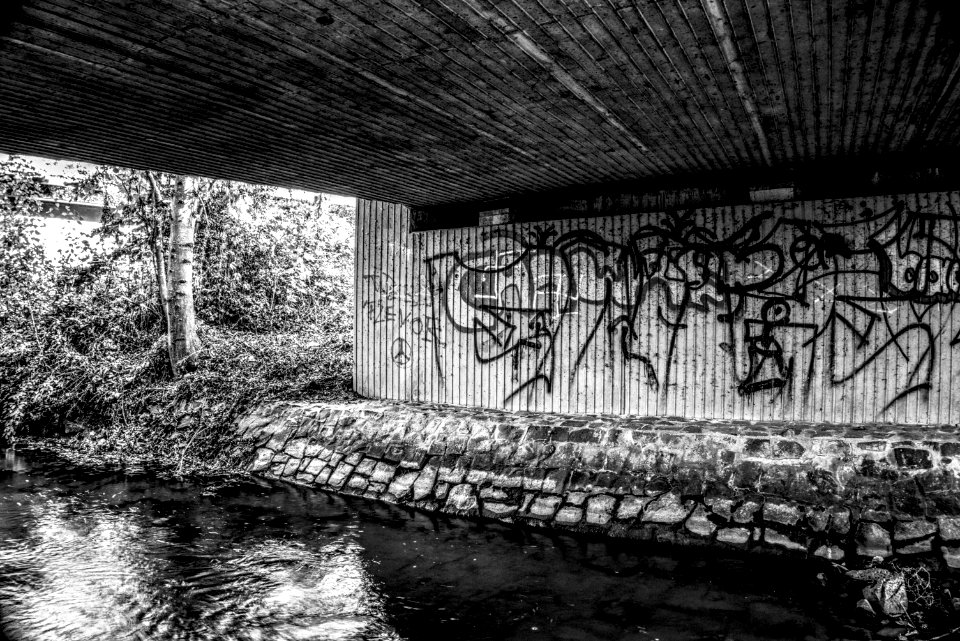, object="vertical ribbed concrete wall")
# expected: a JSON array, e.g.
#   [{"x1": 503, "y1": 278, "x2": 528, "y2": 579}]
[{"x1": 355, "y1": 193, "x2": 960, "y2": 424}]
